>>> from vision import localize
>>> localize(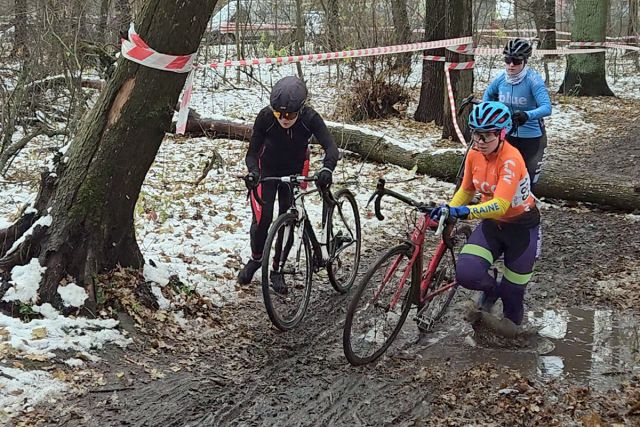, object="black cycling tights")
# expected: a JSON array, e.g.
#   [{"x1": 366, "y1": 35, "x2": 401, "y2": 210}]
[{"x1": 507, "y1": 133, "x2": 547, "y2": 191}]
